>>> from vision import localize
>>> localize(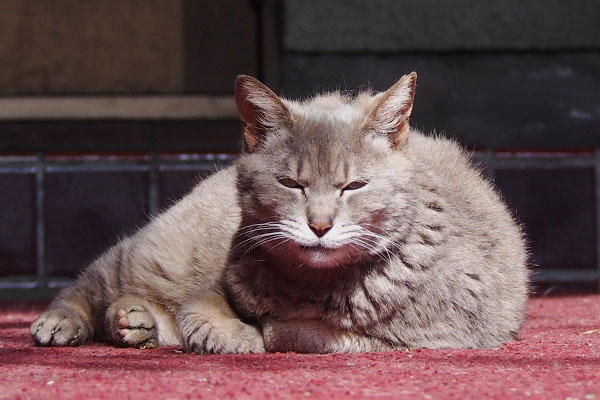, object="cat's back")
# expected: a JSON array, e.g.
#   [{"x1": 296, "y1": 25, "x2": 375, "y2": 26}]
[
  {"x1": 406, "y1": 130, "x2": 519, "y2": 238},
  {"x1": 406, "y1": 130, "x2": 527, "y2": 262},
  {"x1": 406, "y1": 130, "x2": 484, "y2": 195},
  {"x1": 146, "y1": 164, "x2": 240, "y2": 241},
  {"x1": 128, "y1": 165, "x2": 241, "y2": 296},
  {"x1": 398, "y1": 131, "x2": 529, "y2": 347},
  {"x1": 405, "y1": 130, "x2": 529, "y2": 342}
]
